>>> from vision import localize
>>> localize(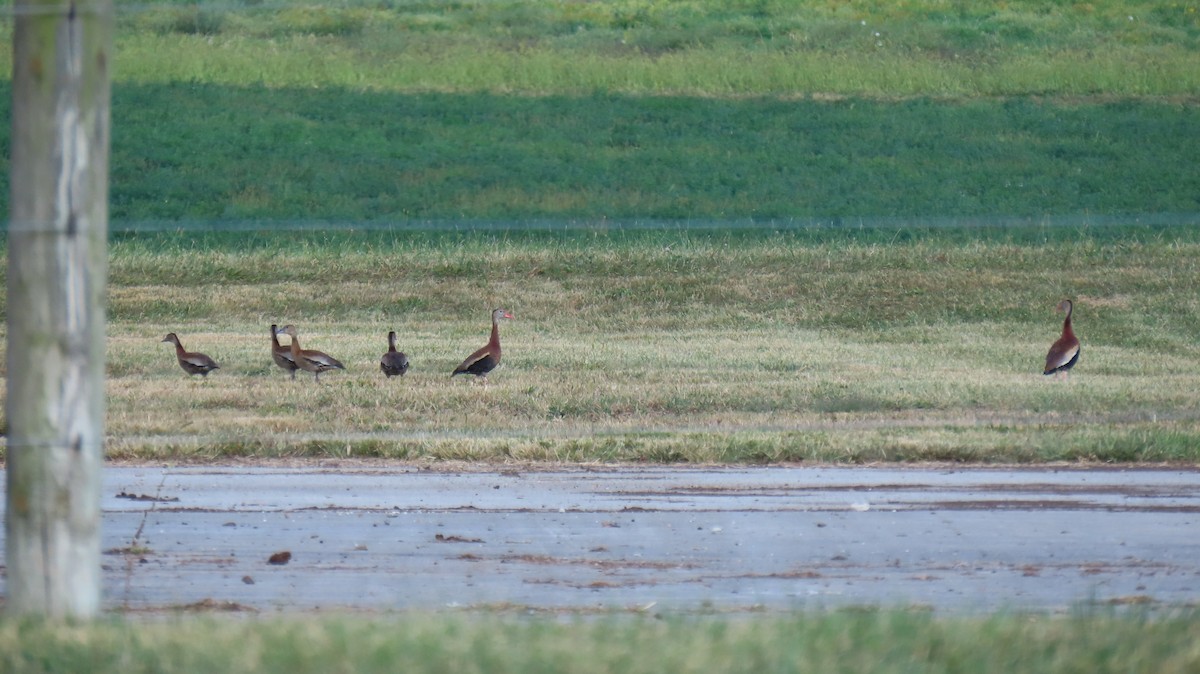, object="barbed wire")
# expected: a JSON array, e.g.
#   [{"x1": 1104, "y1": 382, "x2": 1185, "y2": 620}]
[
  {"x1": 0, "y1": 1, "x2": 453, "y2": 20},
  {"x1": 97, "y1": 213, "x2": 1200, "y2": 234},
  {"x1": 3, "y1": 213, "x2": 1198, "y2": 235}
]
